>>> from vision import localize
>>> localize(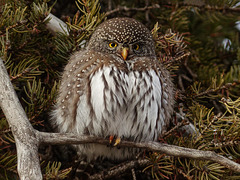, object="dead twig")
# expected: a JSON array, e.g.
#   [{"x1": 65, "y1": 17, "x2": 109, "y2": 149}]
[
  {"x1": 105, "y1": 4, "x2": 160, "y2": 17},
  {"x1": 105, "y1": 3, "x2": 240, "y2": 17},
  {"x1": 89, "y1": 159, "x2": 149, "y2": 180},
  {"x1": 194, "y1": 82, "x2": 240, "y2": 98}
]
